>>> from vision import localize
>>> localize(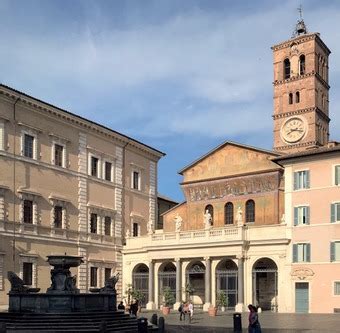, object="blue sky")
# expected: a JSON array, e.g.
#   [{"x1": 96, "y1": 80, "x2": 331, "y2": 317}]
[{"x1": 1, "y1": 0, "x2": 340, "y2": 202}]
